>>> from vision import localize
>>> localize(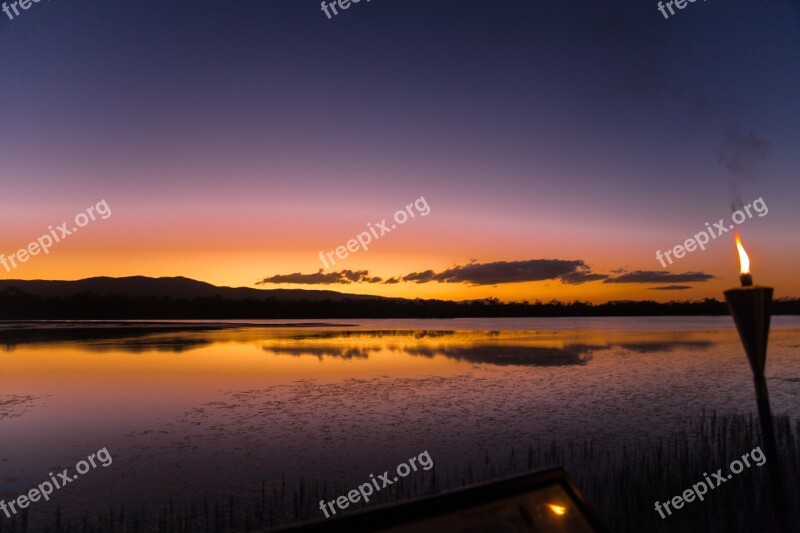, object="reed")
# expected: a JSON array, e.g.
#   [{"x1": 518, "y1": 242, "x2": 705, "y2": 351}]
[{"x1": 2, "y1": 411, "x2": 797, "y2": 532}]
